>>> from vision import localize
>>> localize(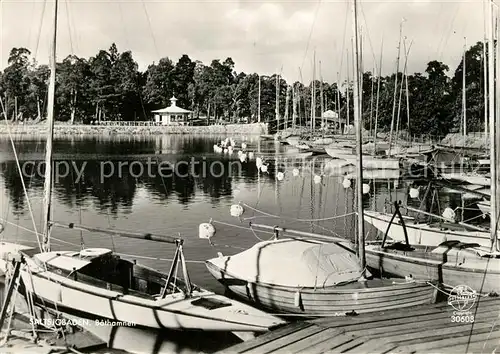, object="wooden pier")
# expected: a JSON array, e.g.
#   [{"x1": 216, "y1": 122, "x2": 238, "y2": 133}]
[{"x1": 219, "y1": 296, "x2": 500, "y2": 353}]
